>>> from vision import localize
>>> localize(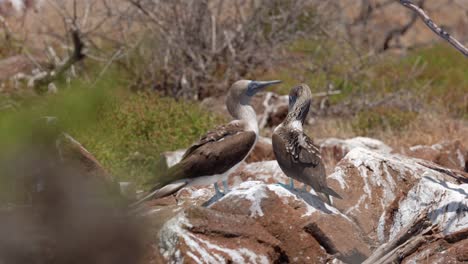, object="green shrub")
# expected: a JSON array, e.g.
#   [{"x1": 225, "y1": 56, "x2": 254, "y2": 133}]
[
  {"x1": 0, "y1": 67, "x2": 224, "y2": 190},
  {"x1": 72, "y1": 91, "x2": 224, "y2": 187},
  {"x1": 352, "y1": 107, "x2": 418, "y2": 135}
]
